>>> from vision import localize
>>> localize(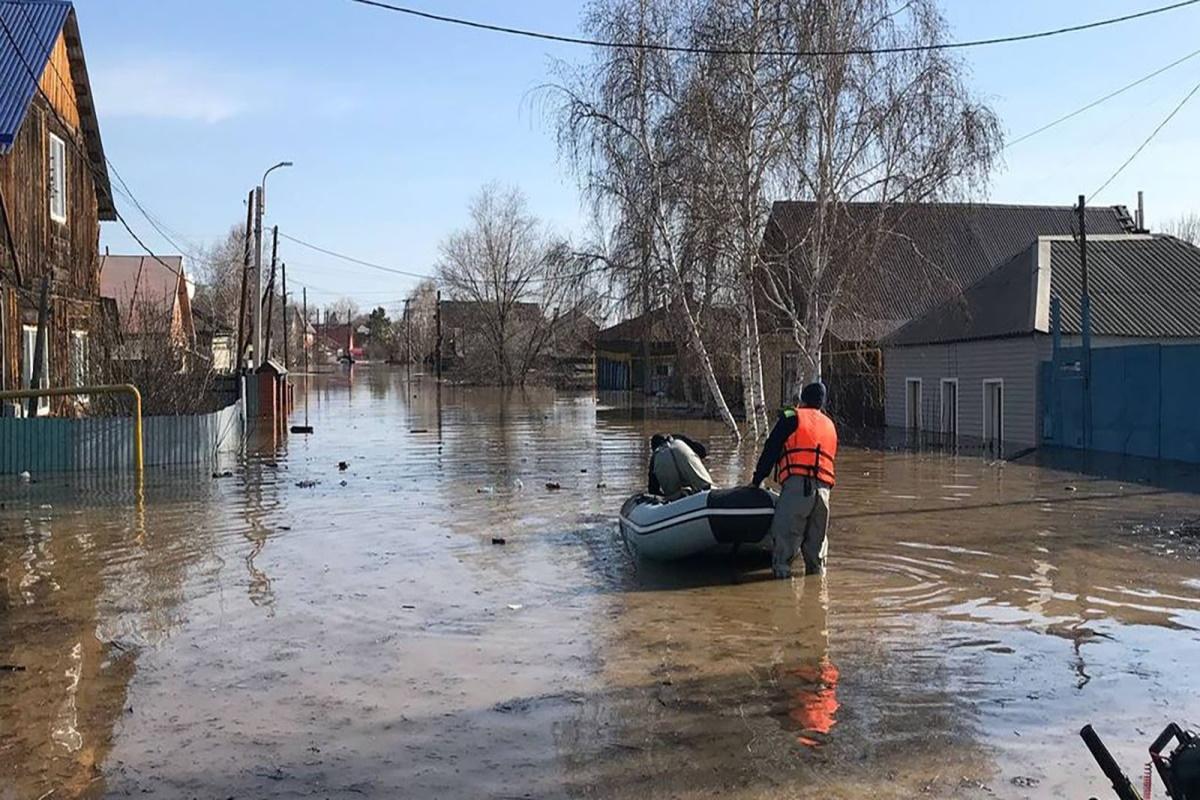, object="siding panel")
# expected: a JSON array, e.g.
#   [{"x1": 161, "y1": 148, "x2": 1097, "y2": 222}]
[{"x1": 884, "y1": 337, "x2": 1039, "y2": 447}]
